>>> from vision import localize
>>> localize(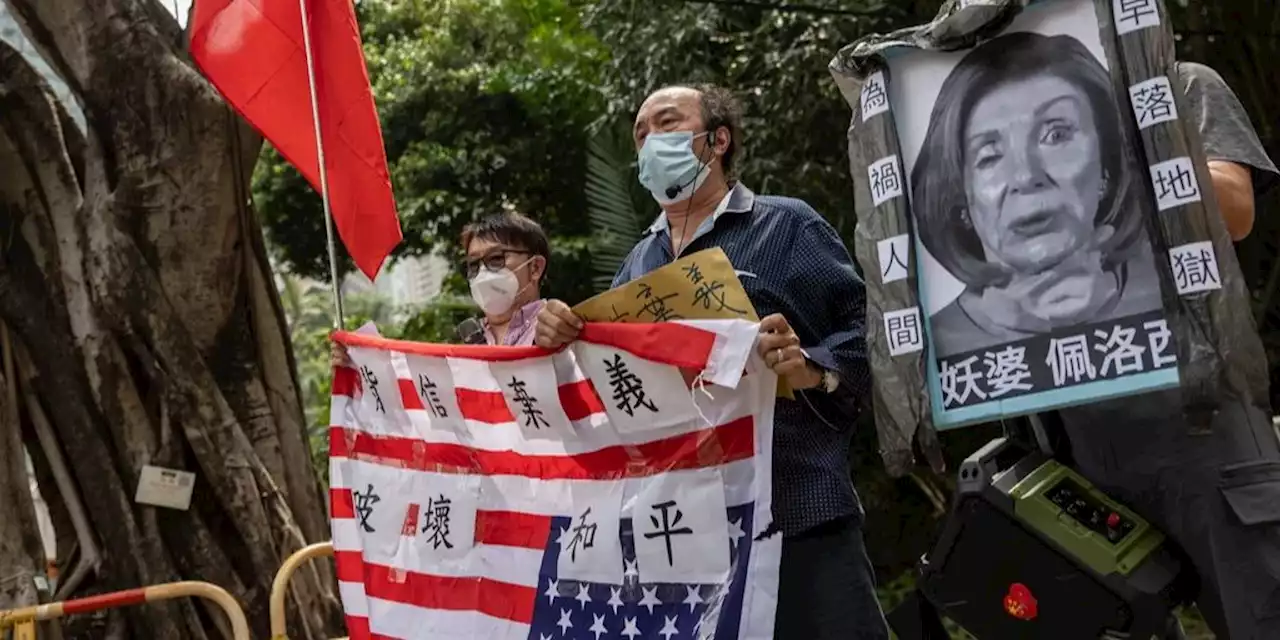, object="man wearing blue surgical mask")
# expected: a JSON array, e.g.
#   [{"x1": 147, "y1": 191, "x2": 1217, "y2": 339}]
[{"x1": 536, "y1": 84, "x2": 887, "y2": 639}]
